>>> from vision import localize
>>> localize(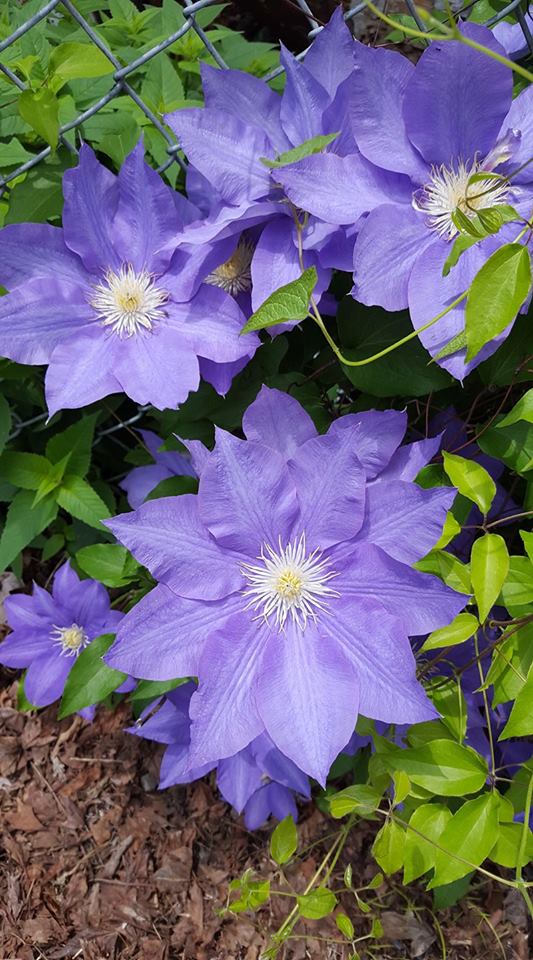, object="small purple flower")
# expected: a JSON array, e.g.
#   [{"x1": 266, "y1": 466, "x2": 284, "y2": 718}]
[
  {"x1": 0, "y1": 142, "x2": 258, "y2": 414},
  {"x1": 128, "y1": 681, "x2": 310, "y2": 828},
  {"x1": 277, "y1": 24, "x2": 533, "y2": 378},
  {"x1": 165, "y1": 10, "x2": 364, "y2": 316},
  {"x1": 120, "y1": 430, "x2": 196, "y2": 509},
  {"x1": 105, "y1": 387, "x2": 467, "y2": 784},
  {"x1": 0, "y1": 561, "x2": 126, "y2": 711}
]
